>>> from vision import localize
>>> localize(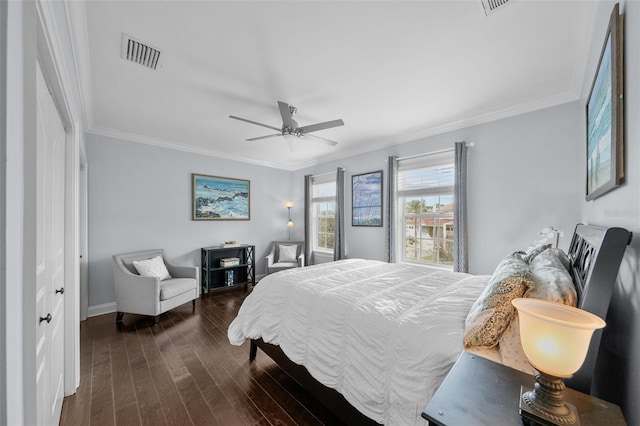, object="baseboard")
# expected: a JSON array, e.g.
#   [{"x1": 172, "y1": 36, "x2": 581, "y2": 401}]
[
  {"x1": 87, "y1": 301, "x2": 116, "y2": 318},
  {"x1": 87, "y1": 282, "x2": 258, "y2": 317},
  {"x1": 312, "y1": 251, "x2": 334, "y2": 265}
]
